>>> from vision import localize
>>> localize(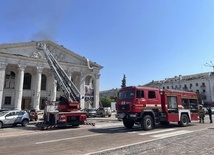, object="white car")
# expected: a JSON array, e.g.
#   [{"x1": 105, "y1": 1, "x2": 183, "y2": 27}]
[{"x1": 0, "y1": 110, "x2": 30, "y2": 128}]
